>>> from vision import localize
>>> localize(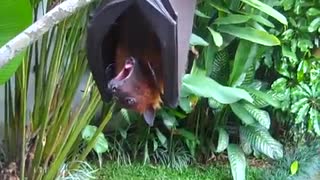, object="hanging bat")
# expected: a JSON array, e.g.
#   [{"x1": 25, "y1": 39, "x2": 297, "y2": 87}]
[{"x1": 86, "y1": 0, "x2": 196, "y2": 126}]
